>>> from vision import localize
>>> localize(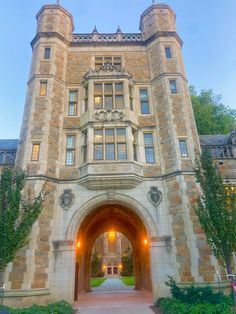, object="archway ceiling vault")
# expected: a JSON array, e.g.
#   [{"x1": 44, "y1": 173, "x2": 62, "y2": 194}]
[{"x1": 77, "y1": 204, "x2": 148, "y2": 248}]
